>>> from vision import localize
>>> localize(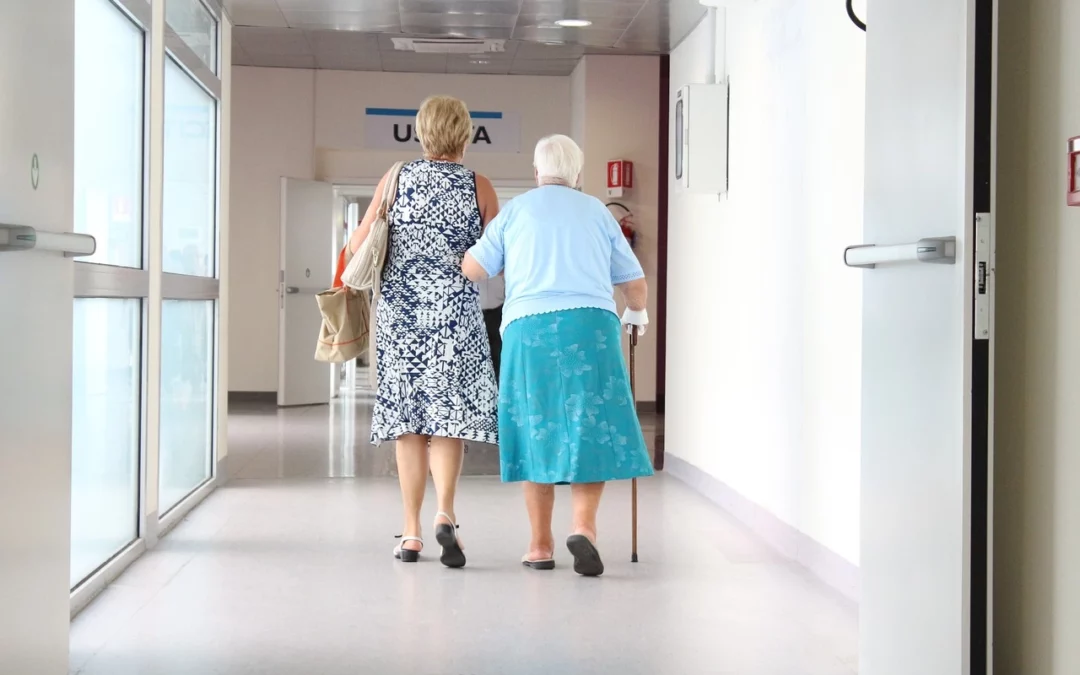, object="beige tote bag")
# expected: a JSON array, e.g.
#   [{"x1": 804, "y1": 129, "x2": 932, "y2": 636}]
[
  {"x1": 340, "y1": 161, "x2": 405, "y2": 295},
  {"x1": 314, "y1": 286, "x2": 370, "y2": 363}
]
